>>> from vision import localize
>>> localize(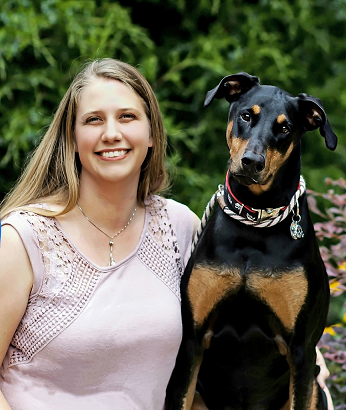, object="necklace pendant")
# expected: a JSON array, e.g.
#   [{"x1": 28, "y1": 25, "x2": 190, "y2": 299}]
[
  {"x1": 77, "y1": 204, "x2": 137, "y2": 268},
  {"x1": 108, "y1": 255, "x2": 116, "y2": 266}
]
